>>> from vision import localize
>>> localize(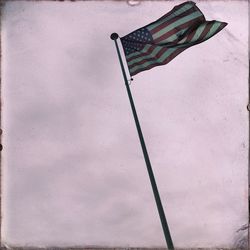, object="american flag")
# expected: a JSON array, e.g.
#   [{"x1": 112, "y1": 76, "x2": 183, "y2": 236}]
[{"x1": 121, "y1": 1, "x2": 227, "y2": 76}]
